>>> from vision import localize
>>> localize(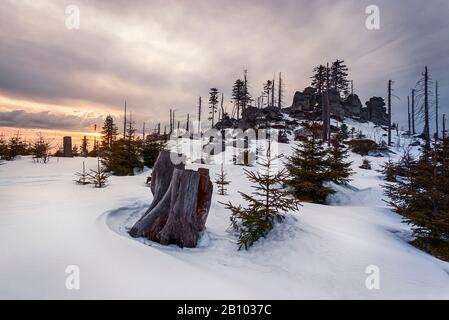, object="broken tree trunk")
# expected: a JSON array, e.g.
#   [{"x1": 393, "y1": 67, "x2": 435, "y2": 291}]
[{"x1": 129, "y1": 150, "x2": 213, "y2": 248}]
